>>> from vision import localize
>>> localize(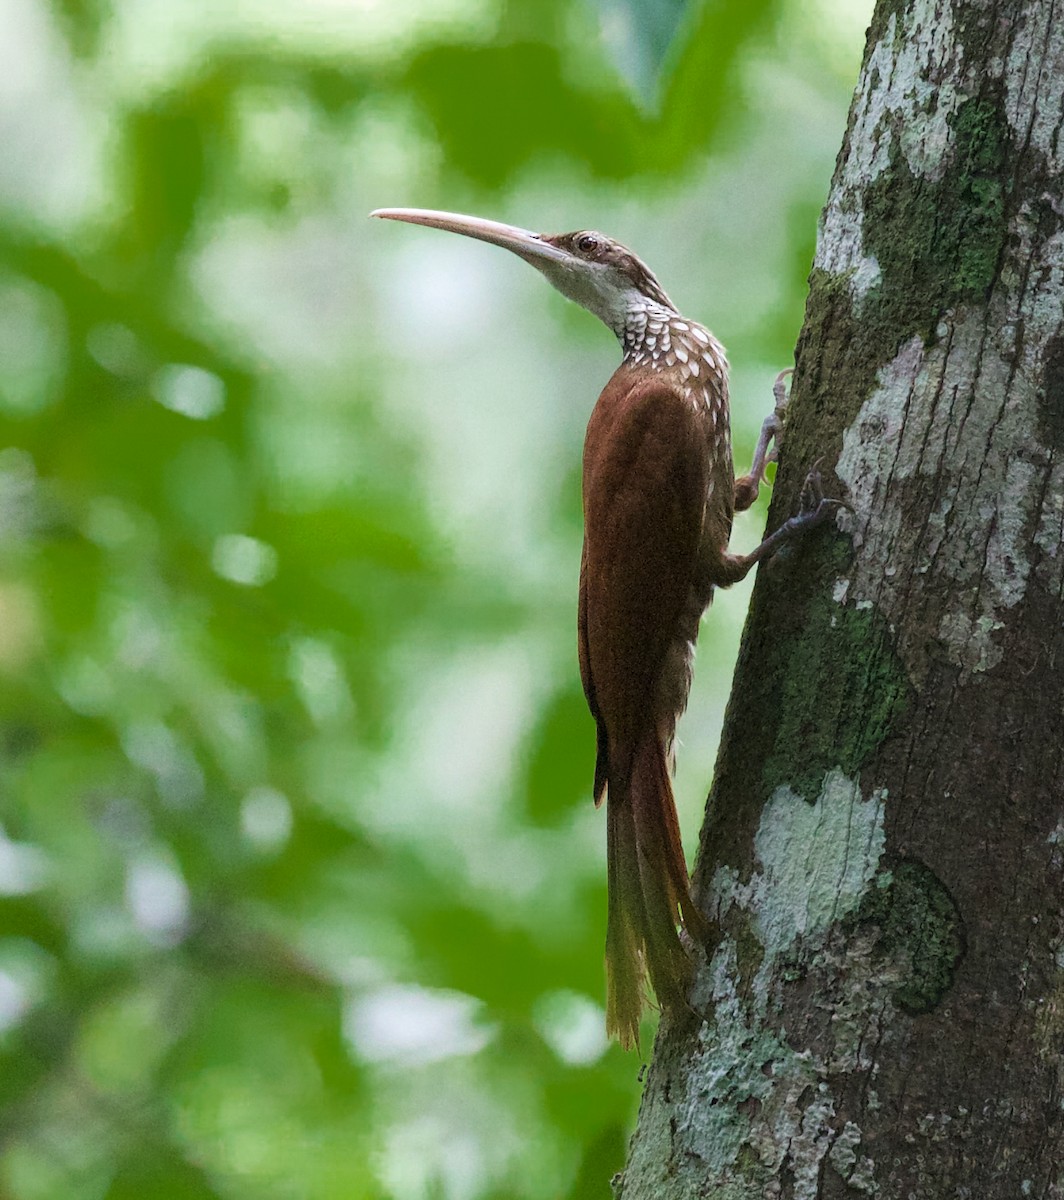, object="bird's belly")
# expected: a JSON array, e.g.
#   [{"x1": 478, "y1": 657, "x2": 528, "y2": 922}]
[
  {"x1": 654, "y1": 481, "x2": 725, "y2": 748},
  {"x1": 654, "y1": 578, "x2": 714, "y2": 750}
]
